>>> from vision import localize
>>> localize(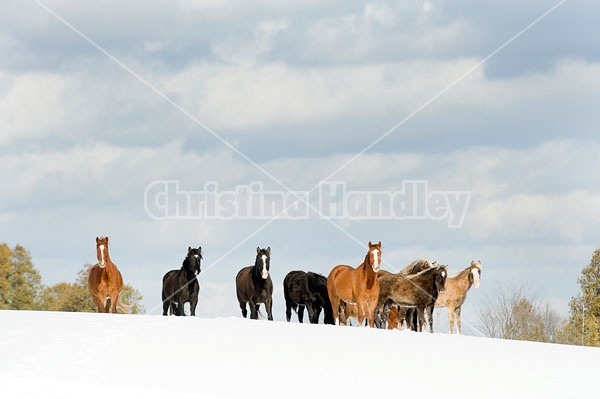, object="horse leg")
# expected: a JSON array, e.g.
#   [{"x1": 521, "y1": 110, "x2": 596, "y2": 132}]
[
  {"x1": 285, "y1": 300, "x2": 294, "y2": 322},
  {"x1": 417, "y1": 307, "x2": 426, "y2": 332},
  {"x1": 162, "y1": 297, "x2": 170, "y2": 316},
  {"x1": 356, "y1": 300, "x2": 366, "y2": 327},
  {"x1": 177, "y1": 301, "x2": 186, "y2": 316},
  {"x1": 448, "y1": 308, "x2": 455, "y2": 334},
  {"x1": 111, "y1": 292, "x2": 120, "y2": 314},
  {"x1": 266, "y1": 298, "x2": 273, "y2": 321},
  {"x1": 330, "y1": 296, "x2": 341, "y2": 326},
  {"x1": 455, "y1": 307, "x2": 462, "y2": 335},
  {"x1": 426, "y1": 305, "x2": 434, "y2": 333},
  {"x1": 298, "y1": 305, "x2": 305, "y2": 323},
  {"x1": 410, "y1": 308, "x2": 418, "y2": 331},
  {"x1": 374, "y1": 297, "x2": 387, "y2": 329},
  {"x1": 104, "y1": 297, "x2": 112, "y2": 313},
  {"x1": 190, "y1": 296, "x2": 198, "y2": 317},
  {"x1": 91, "y1": 294, "x2": 105, "y2": 313},
  {"x1": 249, "y1": 302, "x2": 258, "y2": 319},
  {"x1": 239, "y1": 301, "x2": 248, "y2": 318},
  {"x1": 311, "y1": 307, "x2": 322, "y2": 324},
  {"x1": 366, "y1": 299, "x2": 377, "y2": 328}
]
